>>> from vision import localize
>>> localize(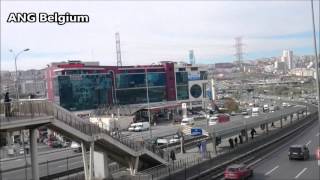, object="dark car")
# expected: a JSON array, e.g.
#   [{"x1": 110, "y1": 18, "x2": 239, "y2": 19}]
[
  {"x1": 51, "y1": 141, "x2": 63, "y2": 148},
  {"x1": 224, "y1": 164, "x2": 253, "y2": 180},
  {"x1": 289, "y1": 145, "x2": 309, "y2": 160}
]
